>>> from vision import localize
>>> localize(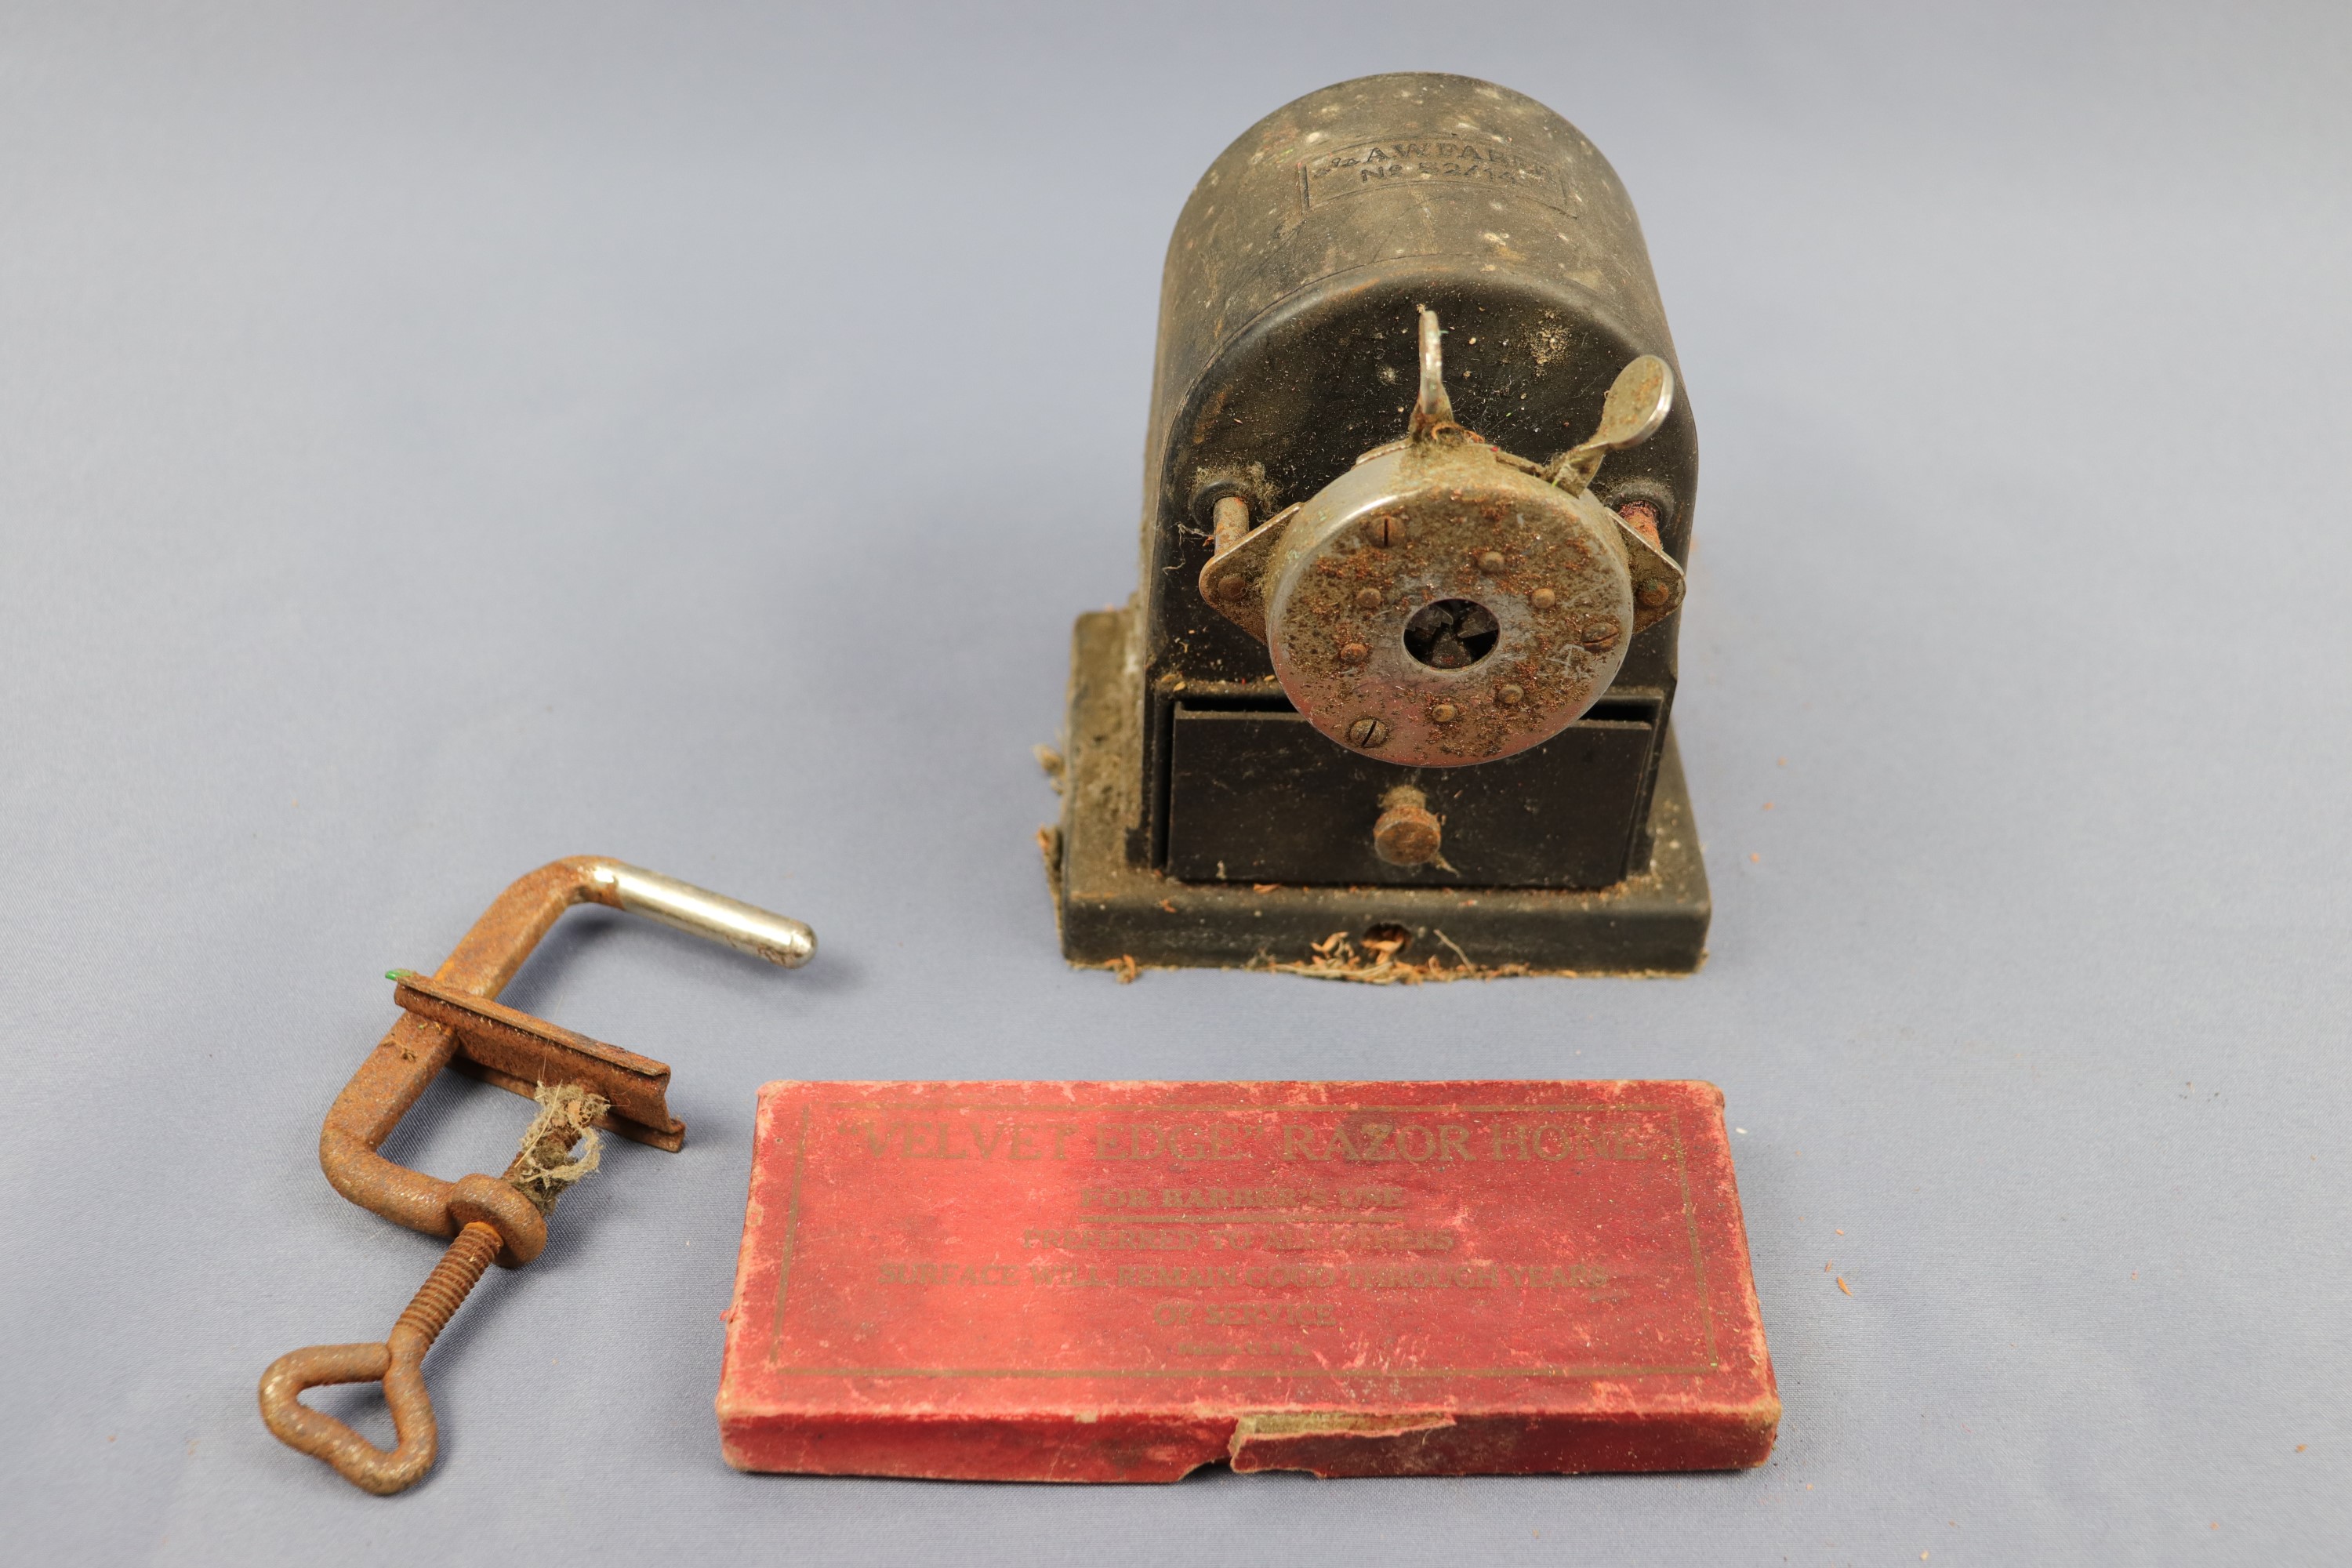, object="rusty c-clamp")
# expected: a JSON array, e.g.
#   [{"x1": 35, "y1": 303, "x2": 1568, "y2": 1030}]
[{"x1": 259, "y1": 856, "x2": 813, "y2": 1494}]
